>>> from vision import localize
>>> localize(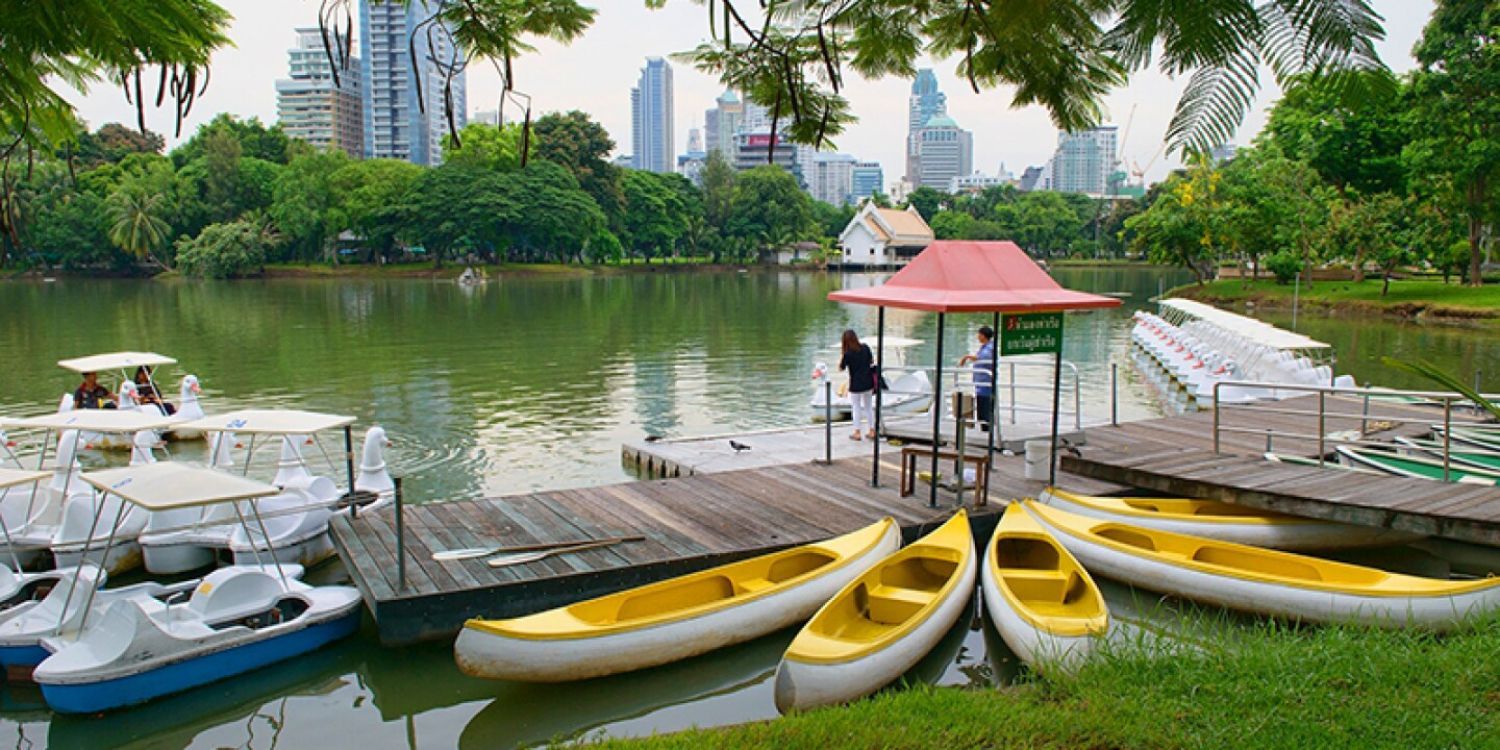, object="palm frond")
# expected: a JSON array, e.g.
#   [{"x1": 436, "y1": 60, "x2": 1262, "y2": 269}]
[
  {"x1": 1164, "y1": 47, "x2": 1260, "y2": 155},
  {"x1": 1380, "y1": 357, "x2": 1500, "y2": 422}
]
